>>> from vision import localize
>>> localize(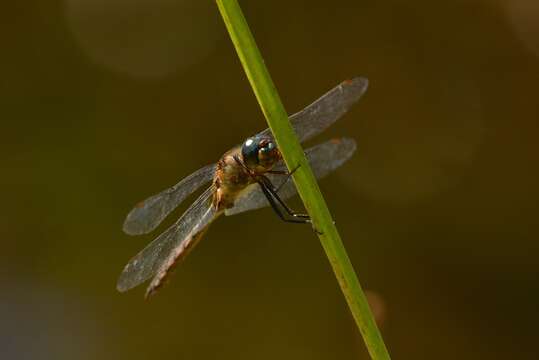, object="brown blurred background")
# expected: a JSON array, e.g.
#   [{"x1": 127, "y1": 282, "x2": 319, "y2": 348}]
[{"x1": 2, "y1": 0, "x2": 539, "y2": 359}]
